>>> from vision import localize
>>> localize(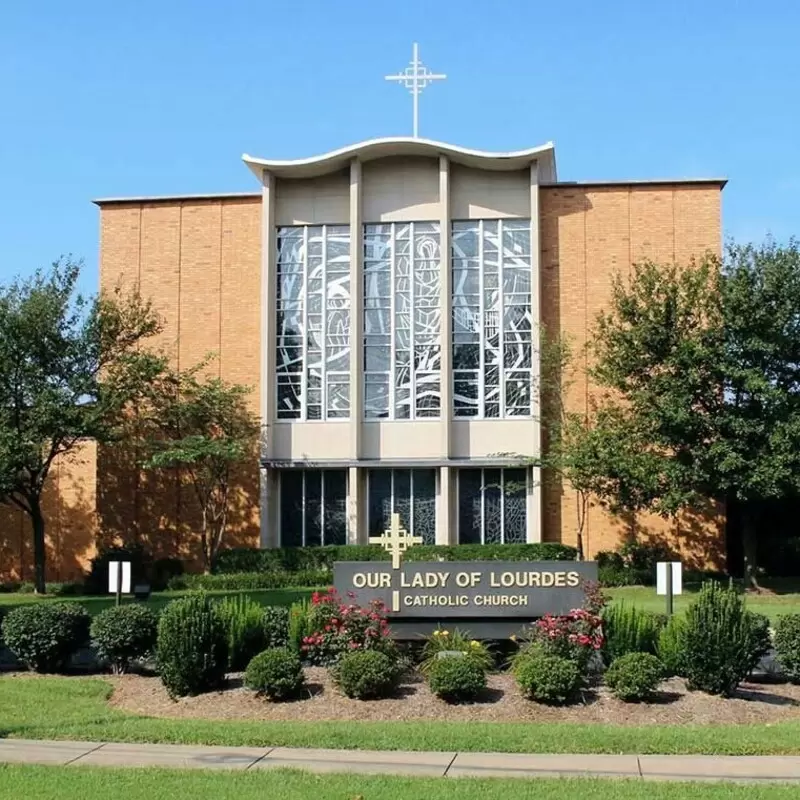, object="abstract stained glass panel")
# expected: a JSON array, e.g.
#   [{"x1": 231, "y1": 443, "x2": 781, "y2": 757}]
[
  {"x1": 457, "y1": 468, "x2": 527, "y2": 544},
  {"x1": 367, "y1": 469, "x2": 437, "y2": 545},
  {"x1": 279, "y1": 470, "x2": 347, "y2": 546},
  {"x1": 452, "y1": 219, "x2": 533, "y2": 418},
  {"x1": 276, "y1": 225, "x2": 350, "y2": 420},
  {"x1": 364, "y1": 223, "x2": 441, "y2": 419}
]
